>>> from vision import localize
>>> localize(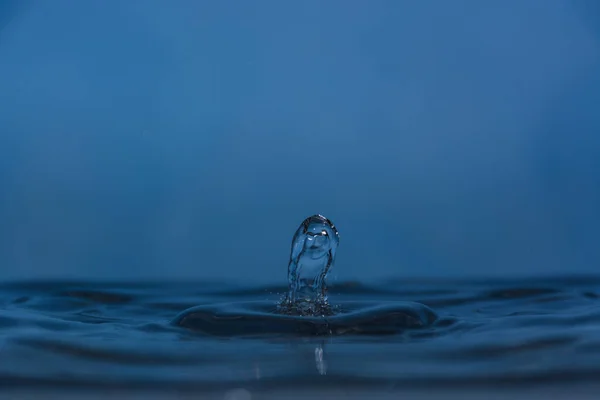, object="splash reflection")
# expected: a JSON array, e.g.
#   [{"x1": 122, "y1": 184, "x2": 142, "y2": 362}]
[{"x1": 315, "y1": 344, "x2": 327, "y2": 375}]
